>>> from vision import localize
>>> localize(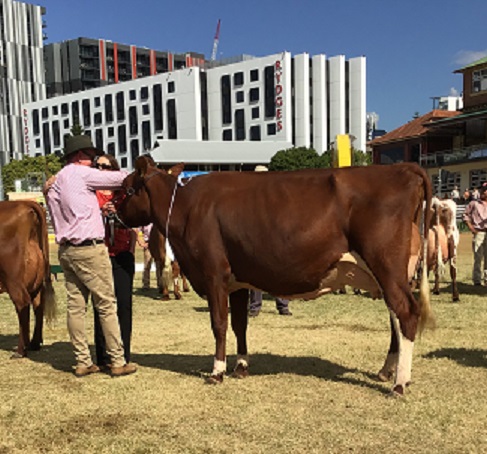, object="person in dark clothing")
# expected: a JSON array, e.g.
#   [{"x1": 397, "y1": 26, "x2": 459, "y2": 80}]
[{"x1": 248, "y1": 290, "x2": 292, "y2": 317}]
